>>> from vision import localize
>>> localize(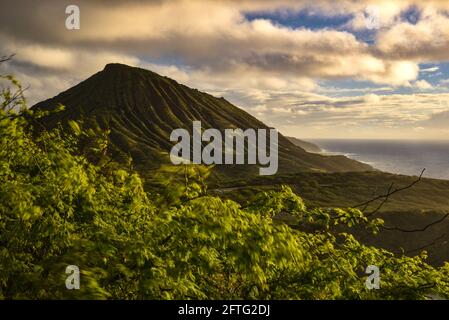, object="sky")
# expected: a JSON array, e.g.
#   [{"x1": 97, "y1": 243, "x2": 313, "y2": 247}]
[{"x1": 1, "y1": 0, "x2": 449, "y2": 139}]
